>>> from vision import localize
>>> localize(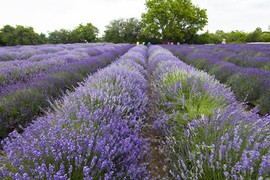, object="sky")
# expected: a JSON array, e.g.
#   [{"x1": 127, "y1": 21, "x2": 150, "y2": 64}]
[{"x1": 0, "y1": 0, "x2": 270, "y2": 36}]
